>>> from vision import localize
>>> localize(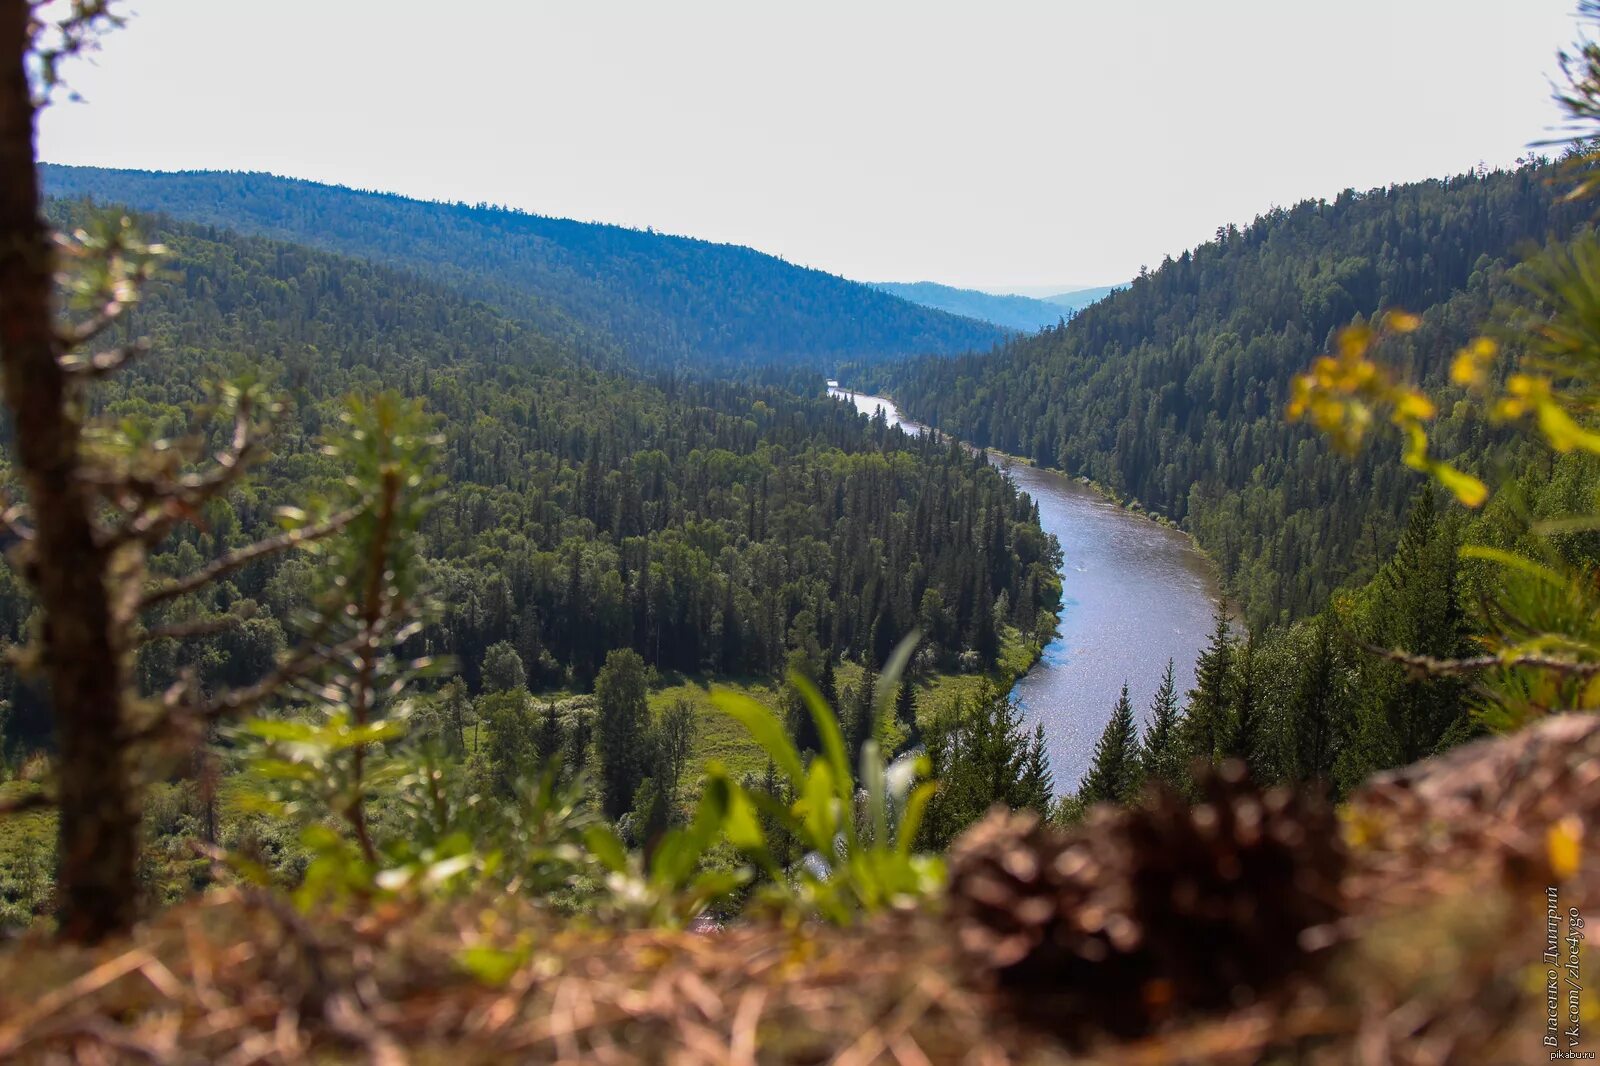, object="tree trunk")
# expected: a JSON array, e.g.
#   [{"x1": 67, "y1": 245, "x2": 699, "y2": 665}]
[{"x1": 0, "y1": 0, "x2": 137, "y2": 941}]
